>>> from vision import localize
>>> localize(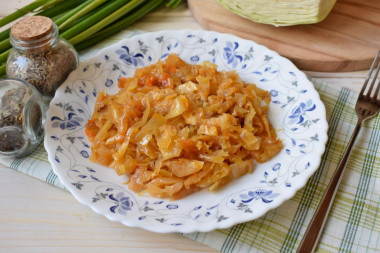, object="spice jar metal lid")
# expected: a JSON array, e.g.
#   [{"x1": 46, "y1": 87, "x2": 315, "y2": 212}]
[{"x1": 0, "y1": 78, "x2": 45, "y2": 158}]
